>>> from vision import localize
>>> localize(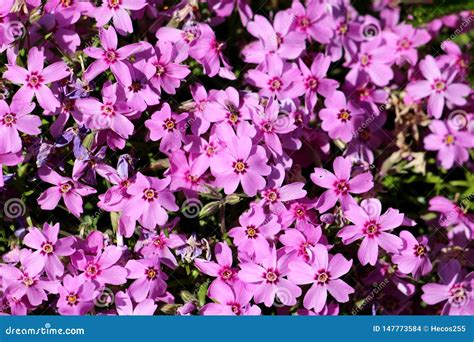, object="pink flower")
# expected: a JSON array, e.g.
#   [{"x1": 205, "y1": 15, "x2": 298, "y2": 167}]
[
  {"x1": 139, "y1": 230, "x2": 186, "y2": 269},
  {"x1": 428, "y1": 196, "x2": 474, "y2": 239},
  {"x1": 212, "y1": 135, "x2": 271, "y2": 196},
  {"x1": 406, "y1": 55, "x2": 471, "y2": 118},
  {"x1": 115, "y1": 291, "x2": 157, "y2": 315},
  {"x1": 145, "y1": 103, "x2": 189, "y2": 153},
  {"x1": 83, "y1": 27, "x2": 143, "y2": 86},
  {"x1": 0, "y1": 151, "x2": 23, "y2": 187},
  {"x1": 0, "y1": 100, "x2": 40, "y2": 154},
  {"x1": 195, "y1": 242, "x2": 239, "y2": 286},
  {"x1": 57, "y1": 275, "x2": 95, "y2": 315},
  {"x1": 37, "y1": 166, "x2": 96, "y2": 217},
  {"x1": 72, "y1": 245, "x2": 127, "y2": 286},
  {"x1": 279, "y1": 226, "x2": 322, "y2": 262},
  {"x1": 125, "y1": 258, "x2": 167, "y2": 302},
  {"x1": 201, "y1": 281, "x2": 261, "y2": 315},
  {"x1": 422, "y1": 260, "x2": 473, "y2": 315},
  {"x1": 311, "y1": 156, "x2": 373, "y2": 212},
  {"x1": 23, "y1": 222, "x2": 75, "y2": 279},
  {"x1": 94, "y1": 0, "x2": 147, "y2": 35},
  {"x1": 338, "y1": 198, "x2": 404, "y2": 266},
  {"x1": 385, "y1": 24, "x2": 431, "y2": 65},
  {"x1": 229, "y1": 206, "x2": 281, "y2": 260},
  {"x1": 423, "y1": 119, "x2": 473, "y2": 169},
  {"x1": 120, "y1": 172, "x2": 178, "y2": 236},
  {"x1": 260, "y1": 181, "x2": 307, "y2": 214},
  {"x1": 239, "y1": 247, "x2": 302, "y2": 307},
  {"x1": 3, "y1": 47, "x2": 70, "y2": 111},
  {"x1": 289, "y1": 1, "x2": 334, "y2": 44},
  {"x1": 288, "y1": 244, "x2": 354, "y2": 312},
  {"x1": 392, "y1": 230, "x2": 432, "y2": 279},
  {"x1": 318, "y1": 91, "x2": 363, "y2": 142}
]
